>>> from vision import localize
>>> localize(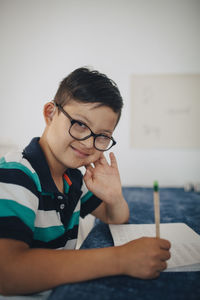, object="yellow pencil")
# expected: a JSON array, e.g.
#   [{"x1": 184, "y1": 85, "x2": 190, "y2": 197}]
[{"x1": 153, "y1": 181, "x2": 160, "y2": 238}]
